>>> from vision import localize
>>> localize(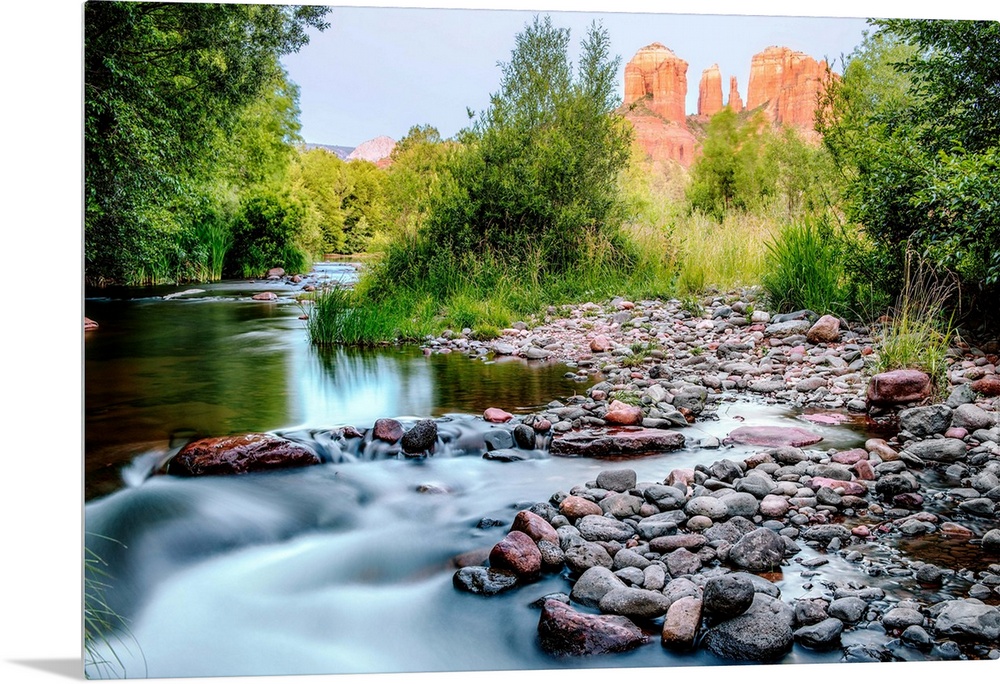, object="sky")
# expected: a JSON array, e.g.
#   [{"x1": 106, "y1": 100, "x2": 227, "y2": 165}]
[{"x1": 282, "y1": 5, "x2": 872, "y2": 147}]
